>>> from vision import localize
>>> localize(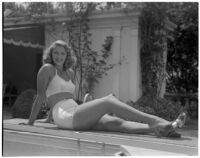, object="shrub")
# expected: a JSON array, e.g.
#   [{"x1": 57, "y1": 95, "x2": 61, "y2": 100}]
[
  {"x1": 127, "y1": 95, "x2": 184, "y2": 121},
  {"x1": 11, "y1": 89, "x2": 47, "y2": 119}
]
